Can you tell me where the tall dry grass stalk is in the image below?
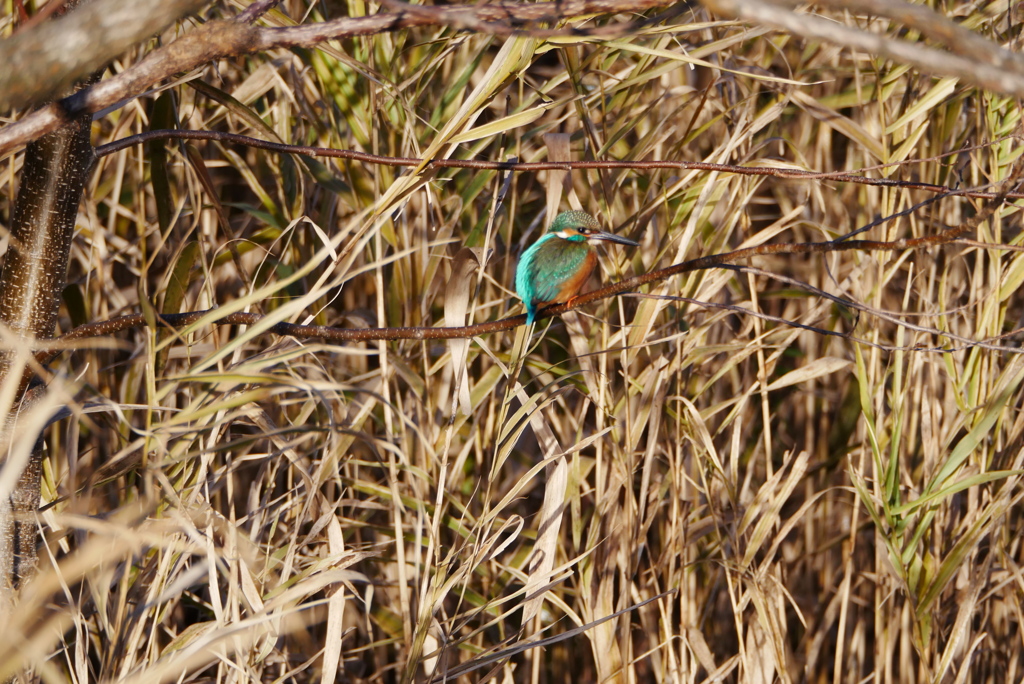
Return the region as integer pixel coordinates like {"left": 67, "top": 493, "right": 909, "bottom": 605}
{"left": 1, "top": 1, "right": 1023, "bottom": 682}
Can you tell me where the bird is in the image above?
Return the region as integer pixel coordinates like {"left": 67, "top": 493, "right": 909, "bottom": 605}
{"left": 515, "top": 210, "right": 639, "bottom": 325}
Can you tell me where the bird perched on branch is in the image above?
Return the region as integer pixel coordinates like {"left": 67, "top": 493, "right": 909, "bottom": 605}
{"left": 515, "top": 210, "right": 639, "bottom": 325}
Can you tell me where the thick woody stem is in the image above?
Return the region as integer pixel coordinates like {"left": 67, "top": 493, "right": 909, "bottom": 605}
{"left": 0, "top": 109, "right": 93, "bottom": 606}
{"left": 0, "top": 117, "right": 93, "bottom": 340}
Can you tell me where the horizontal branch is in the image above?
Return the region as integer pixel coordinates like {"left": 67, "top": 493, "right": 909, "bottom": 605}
{"left": 36, "top": 184, "right": 1012, "bottom": 363}
{"left": 93, "top": 129, "right": 1024, "bottom": 201}
{"left": 0, "top": 0, "right": 667, "bottom": 158}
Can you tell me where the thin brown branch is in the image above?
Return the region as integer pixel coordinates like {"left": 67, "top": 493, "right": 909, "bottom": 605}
{"left": 724, "top": 265, "right": 1019, "bottom": 354}
{"left": 11, "top": 0, "right": 69, "bottom": 35}
{"left": 236, "top": 0, "right": 281, "bottom": 24}
{"left": 92, "top": 129, "right": 1024, "bottom": 201}
{"left": 37, "top": 181, "right": 1017, "bottom": 357}
{"left": 255, "top": 0, "right": 670, "bottom": 47}
{"left": 427, "top": 591, "right": 674, "bottom": 682}
{"left": 0, "top": 0, "right": 668, "bottom": 158}
{"left": 375, "top": 0, "right": 675, "bottom": 38}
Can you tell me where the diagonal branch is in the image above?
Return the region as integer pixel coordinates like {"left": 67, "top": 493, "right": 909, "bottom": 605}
{"left": 701, "top": 0, "right": 1024, "bottom": 97}
{"left": 809, "top": 0, "right": 1024, "bottom": 74}
{"left": 0, "top": 0, "right": 209, "bottom": 113}
{"left": 0, "top": 0, "right": 668, "bottom": 158}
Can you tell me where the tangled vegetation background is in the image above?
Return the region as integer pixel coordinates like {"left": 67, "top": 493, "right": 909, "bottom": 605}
{"left": 1, "top": 0, "right": 1024, "bottom": 682}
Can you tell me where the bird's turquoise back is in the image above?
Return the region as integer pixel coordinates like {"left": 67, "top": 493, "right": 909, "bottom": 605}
{"left": 516, "top": 233, "right": 594, "bottom": 324}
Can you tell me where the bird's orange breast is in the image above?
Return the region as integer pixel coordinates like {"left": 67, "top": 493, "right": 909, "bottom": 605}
{"left": 535, "top": 249, "right": 597, "bottom": 308}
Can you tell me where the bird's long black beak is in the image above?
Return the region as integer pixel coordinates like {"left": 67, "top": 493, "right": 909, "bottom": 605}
{"left": 587, "top": 231, "right": 640, "bottom": 247}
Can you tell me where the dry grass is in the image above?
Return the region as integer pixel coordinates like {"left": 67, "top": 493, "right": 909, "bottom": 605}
{"left": 2, "top": 1, "right": 1024, "bottom": 682}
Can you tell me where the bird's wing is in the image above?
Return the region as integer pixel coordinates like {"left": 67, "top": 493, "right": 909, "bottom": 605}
{"left": 529, "top": 241, "right": 594, "bottom": 304}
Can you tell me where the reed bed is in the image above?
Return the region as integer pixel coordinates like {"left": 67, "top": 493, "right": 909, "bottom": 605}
{"left": 1, "top": 1, "right": 1023, "bottom": 682}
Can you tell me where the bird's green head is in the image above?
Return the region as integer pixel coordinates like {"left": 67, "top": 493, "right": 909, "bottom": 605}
{"left": 548, "top": 210, "right": 602, "bottom": 242}
{"left": 547, "top": 210, "right": 639, "bottom": 247}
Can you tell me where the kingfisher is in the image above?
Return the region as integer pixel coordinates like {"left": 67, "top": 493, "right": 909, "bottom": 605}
{"left": 515, "top": 210, "right": 639, "bottom": 325}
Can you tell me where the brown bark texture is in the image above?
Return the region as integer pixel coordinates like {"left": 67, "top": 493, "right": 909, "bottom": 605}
{"left": 0, "top": 0, "right": 209, "bottom": 113}
{"left": 0, "top": 109, "right": 94, "bottom": 602}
